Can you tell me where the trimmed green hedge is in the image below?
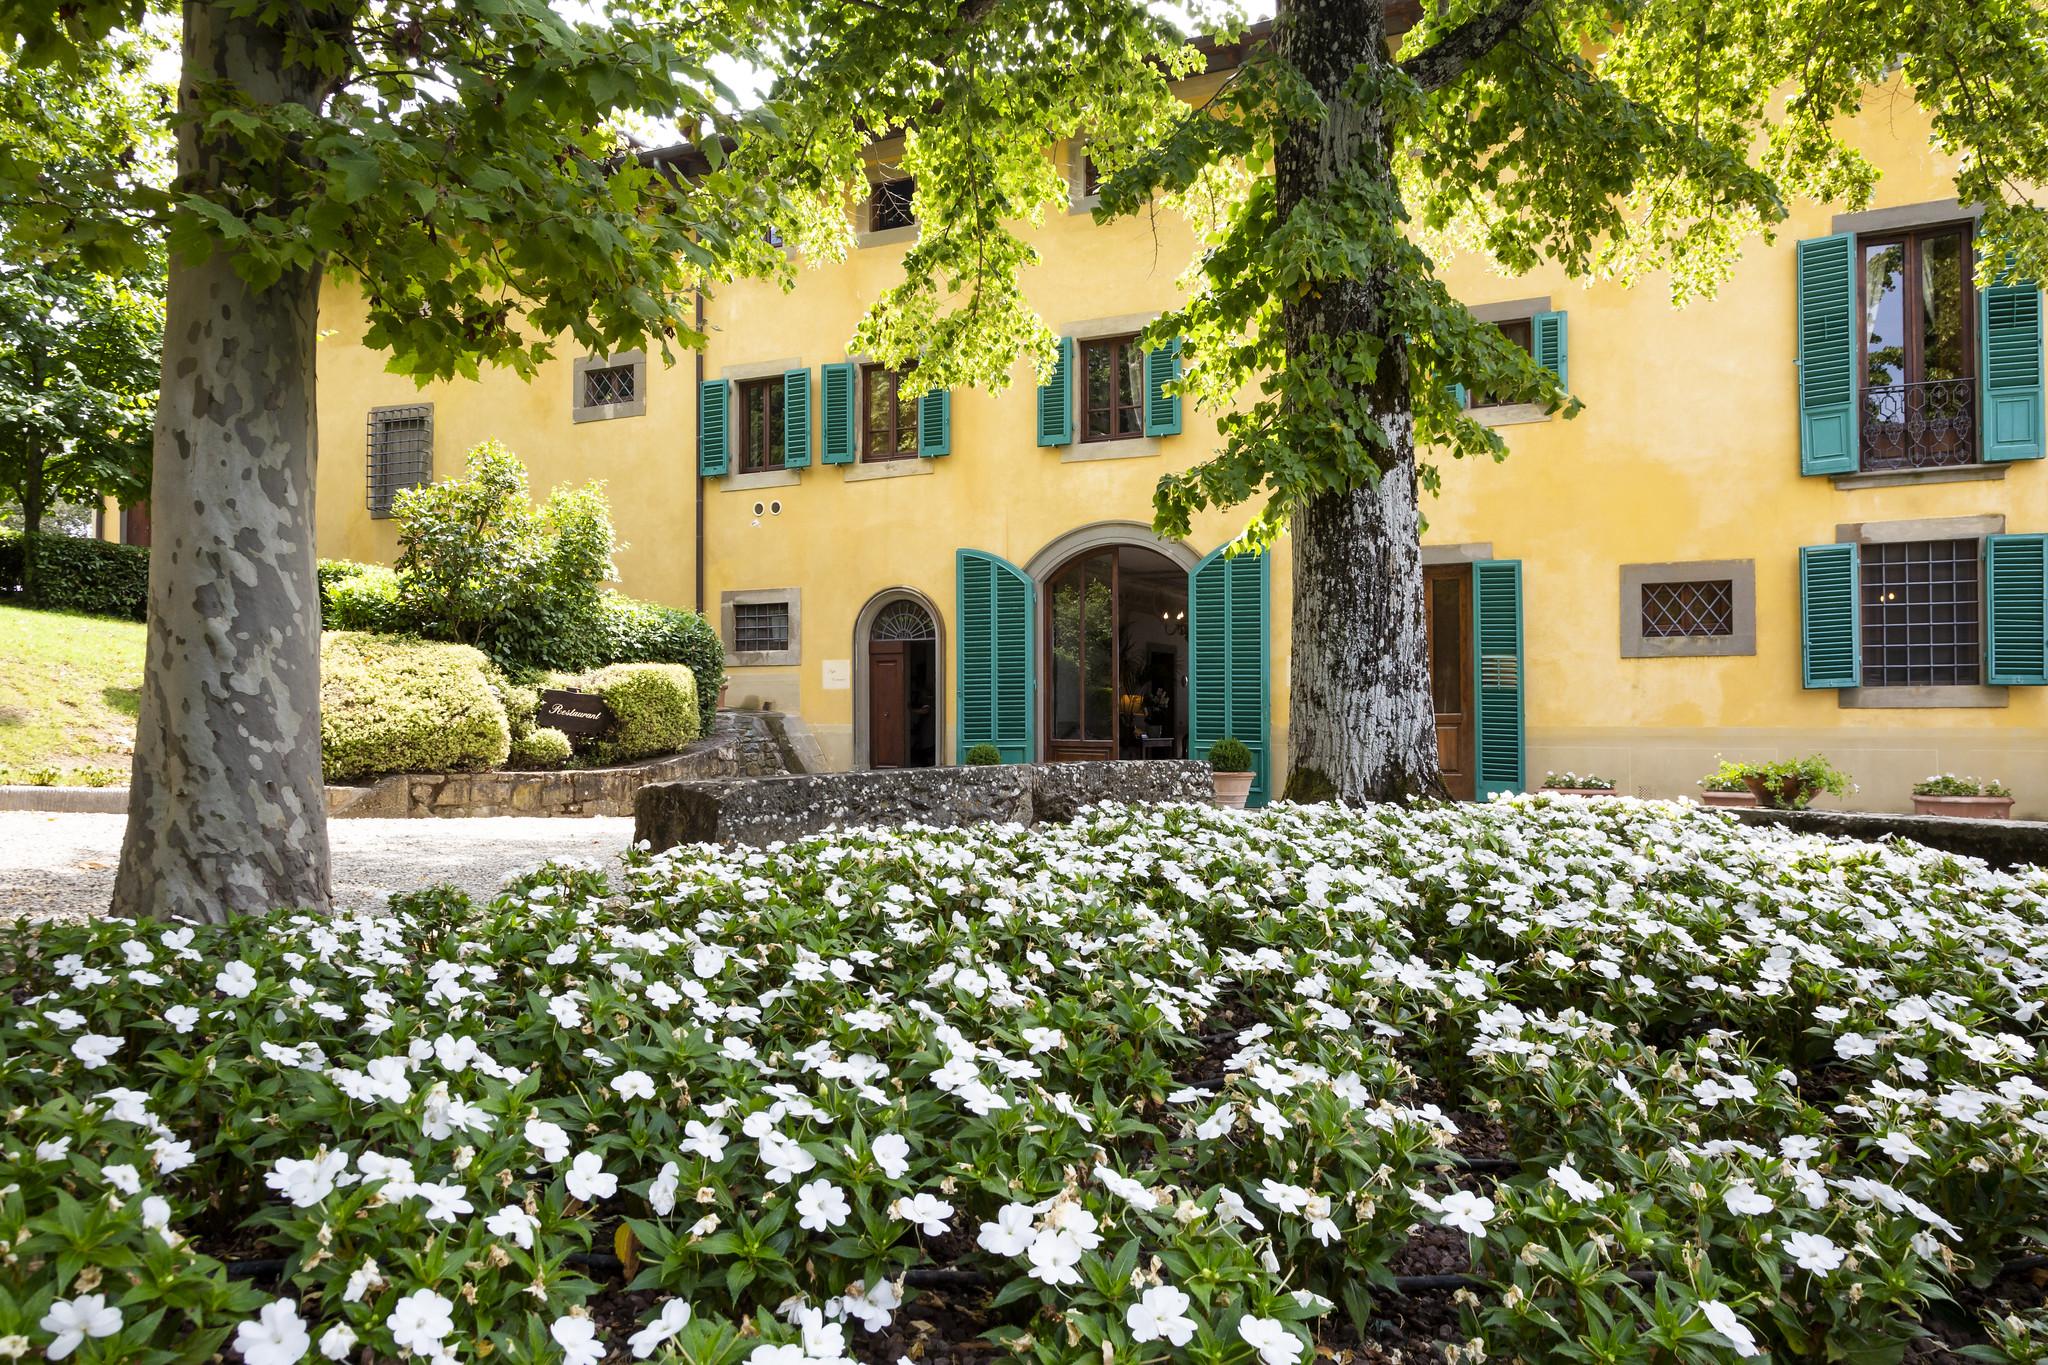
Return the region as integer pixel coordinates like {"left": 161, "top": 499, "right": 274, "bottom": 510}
{"left": 0, "top": 533, "right": 150, "bottom": 619}
{"left": 555, "top": 662, "right": 700, "bottom": 765}
{"left": 507, "top": 727, "right": 573, "bottom": 769}
{"left": 320, "top": 632, "right": 510, "bottom": 782}
{"left": 318, "top": 560, "right": 412, "bottom": 634}
{"left": 599, "top": 595, "right": 723, "bottom": 731}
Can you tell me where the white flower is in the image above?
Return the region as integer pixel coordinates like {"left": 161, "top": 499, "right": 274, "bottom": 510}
{"left": 418, "top": 1181, "right": 473, "bottom": 1223}
{"left": 1700, "top": 1300, "right": 1763, "bottom": 1356}
{"left": 566, "top": 1151, "right": 617, "bottom": 1203}
{"left": 101, "top": 1163, "right": 141, "bottom": 1196}
{"left": 234, "top": 1299, "right": 310, "bottom": 1365}
{"left": 1878, "top": 1131, "right": 1928, "bottom": 1163}
{"left": 1026, "top": 1227, "right": 1084, "bottom": 1285}
{"left": 892, "top": 1193, "right": 953, "bottom": 1236}
{"left": 526, "top": 1119, "right": 572, "bottom": 1163}
{"left": 612, "top": 1070, "right": 655, "bottom": 1101}
{"left": 1723, "top": 1183, "right": 1774, "bottom": 1217}
{"left": 551, "top": 1314, "right": 603, "bottom": 1365}
{"left": 1126, "top": 1286, "right": 1197, "bottom": 1346}
{"left": 1258, "top": 1179, "right": 1310, "bottom": 1213}
{"left": 216, "top": 960, "right": 258, "bottom": 998}
{"left": 70, "top": 1034, "right": 122, "bottom": 1070}
{"left": 343, "top": 1258, "right": 382, "bottom": 1304}
{"left": 1780, "top": 1135, "right": 1823, "bottom": 1162}
{"left": 796, "top": 1178, "right": 851, "bottom": 1232}
{"left": 1833, "top": 1032, "right": 1878, "bottom": 1059}
{"left": 1782, "top": 1230, "right": 1845, "bottom": 1274}
{"left": 977, "top": 1203, "right": 1037, "bottom": 1256}
{"left": 1238, "top": 1316, "right": 1303, "bottom": 1365}
{"left": 871, "top": 1133, "right": 911, "bottom": 1180}
{"left": 164, "top": 1005, "right": 199, "bottom": 1034}
{"left": 1549, "top": 1163, "right": 1604, "bottom": 1203}
{"left": 265, "top": 1152, "right": 350, "bottom": 1209}
{"left": 760, "top": 1130, "right": 817, "bottom": 1184}
{"left": 1434, "top": 1190, "right": 1495, "bottom": 1236}
{"left": 317, "top": 1324, "right": 356, "bottom": 1361}
{"left": 683, "top": 1120, "right": 729, "bottom": 1162}
{"left": 387, "top": 1290, "right": 455, "bottom": 1354}
{"left": 487, "top": 1204, "right": 538, "bottom": 1250}
{"left": 39, "top": 1295, "right": 122, "bottom": 1359}
{"left": 629, "top": 1300, "right": 693, "bottom": 1359}
{"left": 649, "top": 1161, "right": 680, "bottom": 1216}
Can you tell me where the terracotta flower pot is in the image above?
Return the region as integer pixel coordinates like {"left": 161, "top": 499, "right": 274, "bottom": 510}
{"left": 1699, "top": 789, "right": 1760, "bottom": 808}
{"left": 1212, "top": 770, "right": 1254, "bottom": 810}
{"left": 1742, "top": 775, "right": 1813, "bottom": 810}
{"left": 1912, "top": 793, "right": 2016, "bottom": 820}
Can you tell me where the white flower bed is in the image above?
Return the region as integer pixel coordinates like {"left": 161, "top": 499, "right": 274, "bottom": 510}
{"left": 4, "top": 797, "right": 2047, "bottom": 1364}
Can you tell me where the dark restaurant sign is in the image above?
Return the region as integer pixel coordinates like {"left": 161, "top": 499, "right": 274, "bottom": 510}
{"left": 537, "top": 689, "right": 614, "bottom": 736}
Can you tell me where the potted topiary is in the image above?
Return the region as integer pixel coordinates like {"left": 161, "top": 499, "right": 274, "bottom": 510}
{"left": 1542, "top": 771, "right": 1617, "bottom": 797}
{"left": 1697, "top": 760, "right": 1759, "bottom": 808}
{"left": 964, "top": 742, "right": 1004, "bottom": 766}
{"left": 1911, "top": 774, "right": 2015, "bottom": 820}
{"left": 1206, "top": 737, "right": 1255, "bottom": 809}
{"left": 1736, "top": 754, "right": 1853, "bottom": 810}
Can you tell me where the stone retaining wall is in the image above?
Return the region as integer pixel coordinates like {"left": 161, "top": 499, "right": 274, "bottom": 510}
{"left": 637, "top": 759, "right": 1213, "bottom": 849}
{"left": 1732, "top": 806, "right": 2048, "bottom": 871}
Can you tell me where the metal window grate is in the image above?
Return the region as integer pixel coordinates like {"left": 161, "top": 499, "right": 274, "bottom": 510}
{"left": 1860, "top": 538, "right": 1981, "bottom": 687}
{"left": 870, "top": 177, "right": 915, "bottom": 232}
{"left": 872, "top": 601, "right": 936, "bottom": 642}
{"left": 733, "top": 601, "right": 791, "bottom": 654}
{"left": 366, "top": 405, "right": 432, "bottom": 518}
{"left": 1641, "top": 579, "right": 1735, "bottom": 638}
{"left": 583, "top": 364, "right": 636, "bottom": 408}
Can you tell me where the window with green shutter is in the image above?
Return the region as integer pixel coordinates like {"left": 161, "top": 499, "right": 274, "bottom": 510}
{"left": 1798, "top": 543, "right": 1860, "bottom": 688}
{"left": 918, "top": 389, "right": 951, "bottom": 457}
{"left": 1037, "top": 337, "right": 1075, "bottom": 447}
{"left": 956, "top": 550, "right": 1036, "bottom": 763}
{"left": 1531, "top": 312, "right": 1567, "bottom": 390}
{"left": 820, "top": 362, "right": 856, "bottom": 464}
{"left": 782, "top": 368, "right": 811, "bottom": 468}
{"left": 697, "top": 379, "right": 729, "bottom": 478}
{"left": 1144, "top": 339, "right": 1183, "bottom": 437}
{"left": 1982, "top": 283, "right": 2045, "bottom": 462}
{"left": 1472, "top": 559, "right": 1524, "bottom": 798}
{"left": 1987, "top": 533, "right": 2048, "bottom": 685}
{"left": 1189, "top": 546, "right": 1270, "bottom": 806}
{"left": 1796, "top": 234, "right": 1859, "bottom": 475}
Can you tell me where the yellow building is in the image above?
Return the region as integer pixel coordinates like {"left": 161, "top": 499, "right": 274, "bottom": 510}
{"left": 303, "top": 55, "right": 2048, "bottom": 818}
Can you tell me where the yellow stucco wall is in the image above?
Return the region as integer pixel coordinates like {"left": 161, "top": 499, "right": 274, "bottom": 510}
{"left": 310, "top": 85, "right": 2048, "bottom": 816}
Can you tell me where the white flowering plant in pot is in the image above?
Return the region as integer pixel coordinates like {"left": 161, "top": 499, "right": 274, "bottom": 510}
{"left": 2, "top": 799, "right": 2047, "bottom": 1365}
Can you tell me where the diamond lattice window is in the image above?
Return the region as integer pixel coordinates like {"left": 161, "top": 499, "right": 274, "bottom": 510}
{"left": 1640, "top": 579, "right": 1736, "bottom": 639}
{"left": 583, "top": 364, "right": 637, "bottom": 408}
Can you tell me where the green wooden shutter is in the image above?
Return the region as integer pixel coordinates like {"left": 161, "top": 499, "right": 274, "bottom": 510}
{"left": 1450, "top": 382, "right": 1468, "bottom": 409}
{"left": 1037, "top": 337, "right": 1075, "bottom": 447}
{"left": 956, "top": 550, "right": 1036, "bottom": 763}
{"left": 1531, "top": 311, "right": 1568, "bottom": 390}
{"left": 1144, "top": 338, "right": 1183, "bottom": 437}
{"left": 1796, "top": 234, "right": 1859, "bottom": 475}
{"left": 1472, "top": 560, "right": 1524, "bottom": 799}
{"left": 1189, "top": 546, "right": 1271, "bottom": 806}
{"left": 1982, "top": 283, "right": 2045, "bottom": 462}
{"left": 1987, "top": 533, "right": 2048, "bottom": 685}
{"left": 918, "top": 388, "right": 951, "bottom": 457}
{"left": 1799, "top": 543, "right": 1861, "bottom": 689}
{"left": 820, "top": 362, "right": 856, "bottom": 464}
{"left": 782, "top": 368, "right": 811, "bottom": 468}
{"left": 697, "top": 379, "right": 729, "bottom": 477}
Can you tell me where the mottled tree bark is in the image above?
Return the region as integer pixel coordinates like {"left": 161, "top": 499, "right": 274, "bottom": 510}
{"left": 111, "top": 4, "right": 331, "bottom": 920}
{"left": 1276, "top": 0, "right": 1445, "bottom": 805}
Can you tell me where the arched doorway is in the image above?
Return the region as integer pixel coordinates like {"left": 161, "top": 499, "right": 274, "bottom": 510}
{"left": 1043, "top": 544, "right": 1189, "bottom": 763}
{"left": 856, "top": 593, "right": 940, "bottom": 769}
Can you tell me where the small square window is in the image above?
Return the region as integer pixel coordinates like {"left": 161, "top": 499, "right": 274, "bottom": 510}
{"left": 861, "top": 363, "right": 918, "bottom": 461}
{"left": 869, "top": 177, "right": 915, "bottom": 233}
{"left": 573, "top": 351, "right": 646, "bottom": 423}
{"left": 366, "top": 404, "right": 432, "bottom": 519}
{"left": 733, "top": 601, "right": 790, "bottom": 653}
{"left": 1467, "top": 318, "right": 1533, "bottom": 409}
{"left": 1619, "top": 560, "right": 1755, "bottom": 659}
{"left": 735, "top": 377, "right": 786, "bottom": 474}
{"left": 1860, "top": 539, "right": 1982, "bottom": 687}
{"left": 583, "top": 364, "right": 636, "bottom": 409}
{"left": 1640, "top": 579, "right": 1735, "bottom": 639}
{"left": 1078, "top": 335, "right": 1144, "bottom": 442}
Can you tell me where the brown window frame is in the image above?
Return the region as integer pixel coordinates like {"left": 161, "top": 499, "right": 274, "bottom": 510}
{"left": 734, "top": 377, "right": 786, "bottom": 475}
{"left": 869, "top": 177, "right": 916, "bottom": 233}
{"left": 1855, "top": 221, "right": 1977, "bottom": 471}
{"left": 1467, "top": 317, "right": 1534, "bottom": 410}
{"left": 1078, "top": 334, "right": 1146, "bottom": 443}
{"left": 861, "top": 363, "right": 918, "bottom": 462}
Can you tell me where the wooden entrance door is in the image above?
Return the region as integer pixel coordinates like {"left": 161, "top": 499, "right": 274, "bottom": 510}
{"left": 1424, "top": 565, "right": 1476, "bottom": 800}
{"left": 1044, "top": 550, "right": 1119, "bottom": 763}
{"left": 869, "top": 641, "right": 910, "bottom": 768}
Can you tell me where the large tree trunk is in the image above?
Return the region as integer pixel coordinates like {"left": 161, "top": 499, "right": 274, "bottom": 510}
{"left": 20, "top": 448, "right": 43, "bottom": 607}
{"left": 111, "top": 3, "right": 331, "bottom": 921}
{"left": 1275, "top": 0, "right": 1444, "bottom": 805}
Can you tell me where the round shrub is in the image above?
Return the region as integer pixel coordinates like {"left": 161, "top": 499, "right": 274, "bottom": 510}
{"left": 1206, "top": 736, "right": 1254, "bottom": 772}
{"left": 964, "top": 742, "right": 1004, "bottom": 765}
{"left": 507, "top": 727, "right": 573, "bottom": 769}
{"left": 570, "top": 662, "right": 700, "bottom": 764}
{"left": 320, "top": 632, "right": 511, "bottom": 781}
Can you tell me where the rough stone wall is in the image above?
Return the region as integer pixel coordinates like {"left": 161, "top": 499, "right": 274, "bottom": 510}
{"left": 636, "top": 759, "right": 1213, "bottom": 850}
{"left": 1731, "top": 807, "right": 2048, "bottom": 871}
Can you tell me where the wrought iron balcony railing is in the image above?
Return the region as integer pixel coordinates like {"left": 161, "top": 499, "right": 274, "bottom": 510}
{"left": 1859, "top": 378, "right": 1976, "bottom": 471}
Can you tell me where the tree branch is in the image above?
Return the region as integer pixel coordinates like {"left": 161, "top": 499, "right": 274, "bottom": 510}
{"left": 1398, "top": 0, "right": 1546, "bottom": 93}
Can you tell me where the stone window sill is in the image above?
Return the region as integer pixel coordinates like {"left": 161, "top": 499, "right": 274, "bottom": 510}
{"left": 1830, "top": 463, "right": 2008, "bottom": 490}
{"left": 722, "top": 468, "right": 800, "bottom": 492}
{"left": 1470, "top": 403, "right": 1550, "bottom": 428}
{"left": 855, "top": 224, "right": 917, "bottom": 249}
{"left": 1838, "top": 684, "right": 2008, "bottom": 709}
{"left": 843, "top": 458, "right": 932, "bottom": 482}
{"left": 1061, "top": 436, "right": 1161, "bottom": 463}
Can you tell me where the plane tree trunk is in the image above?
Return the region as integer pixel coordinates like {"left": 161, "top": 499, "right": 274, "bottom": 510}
{"left": 110, "top": 2, "right": 332, "bottom": 921}
{"left": 1275, "top": 0, "right": 1445, "bottom": 805}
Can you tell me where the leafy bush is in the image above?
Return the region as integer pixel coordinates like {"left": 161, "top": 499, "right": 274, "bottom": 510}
{"left": 319, "top": 631, "right": 510, "bottom": 781}
{"left": 1715, "top": 754, "right": 1854, "bottom": 809}
{"left": 964, "top": 741, "right": 1004, "bottom": 765}
{"left": 507, "top": 727, "right": 573, "bottom": 769}
{"left": 1914, "top": 773, "right": 2013, "bottom": 798}
{"left": 557, "top": 662, "right": 700, "bottom": 765}
{"left": 318, "top": 560, "right": 411, "bottom": 634}
{"left": 0, "top": 532, "right": 149, "bottom": 618}
{"left": 1206, "top": 736, "right": 1254, "bottom": 772}
{"left": 599, "top": 594, "right": 724, "bottom": 729}
{"left": 2, "top": 801, "right": 2046, "bottom": 1363}
{"left": 1698, "top": 758, "right": 1750, "bottom": 792}
{"left": 1541, "top": 770, "right": 1615, "bottom": 791}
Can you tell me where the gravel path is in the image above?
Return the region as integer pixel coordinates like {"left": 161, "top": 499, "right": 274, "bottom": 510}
{"left": 0, "top": 813, "right": 637, "bottom": 923}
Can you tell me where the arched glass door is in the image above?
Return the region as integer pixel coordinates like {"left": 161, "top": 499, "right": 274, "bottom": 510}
{"left": 868, "top": 600, "right": 938, "bottom": 768}
{"left": 1044, "top": 545, "right": 1188, "bottom": 762}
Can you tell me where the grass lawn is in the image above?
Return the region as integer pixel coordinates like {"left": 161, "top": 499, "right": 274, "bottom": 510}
{"left": 0, "top": 602, "right": 143, "bottom": 781}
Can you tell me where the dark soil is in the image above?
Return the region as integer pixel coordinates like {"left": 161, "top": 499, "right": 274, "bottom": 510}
{"left": 1387, "top": 1224, "right": 1472, "bottom": 1277}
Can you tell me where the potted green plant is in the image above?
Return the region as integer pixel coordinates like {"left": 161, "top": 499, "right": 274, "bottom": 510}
{"left": 964, "top": 742, "right": 1004, "bottom": 766}
{"left": 1734, "top": 754, "right": 1853, "bottom": 810}
{"left": 1541, "top": 771, "right": 1617, "bottom": 797}
{"left": 1697, "top": 759, "right": 1759, "bottom": 808}
{"left": 1206, "top": 737, "right": 1255, "bottom": 809}
{"left": 1911, "top": 774, "right": 2015, "bottom": 820}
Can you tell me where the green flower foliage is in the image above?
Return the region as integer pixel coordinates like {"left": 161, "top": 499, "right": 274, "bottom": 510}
{"left": 319, "top": 631, "right": 510, "bottom": 782}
